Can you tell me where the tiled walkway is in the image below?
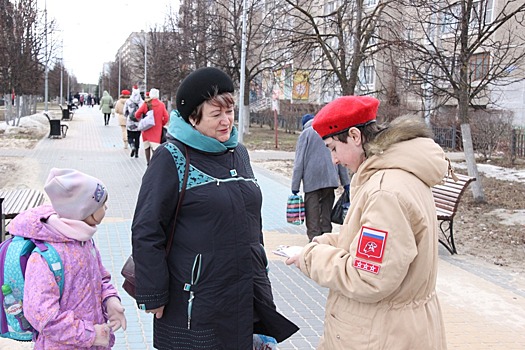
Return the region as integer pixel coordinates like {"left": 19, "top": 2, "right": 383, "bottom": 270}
{"left": 1, "top": 106, "right": 524, "bottom": 349}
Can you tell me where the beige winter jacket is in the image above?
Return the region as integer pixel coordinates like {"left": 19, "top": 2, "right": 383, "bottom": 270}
{"left": 299, "top": 116, "right": 449, "bottom": 349}
{"left": 115, "top": 95, "right": 129, "bottom": 126}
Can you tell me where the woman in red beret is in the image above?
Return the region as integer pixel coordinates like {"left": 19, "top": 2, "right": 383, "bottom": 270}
{"left": 286, "top": 95, "right": 449, "bottom": 349}
{"left": 114, "top": 89, "right": 131, "bottom": 149}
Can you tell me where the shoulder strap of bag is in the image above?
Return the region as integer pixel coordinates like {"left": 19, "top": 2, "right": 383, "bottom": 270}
{"left": 165, "top": 143, "right": 189, "bottom": 254}
{"left": 32, "top": 241, "right": 64, "bottom": 296}
{"left": 235, "top": 144, "right": 254, "bottom": 178}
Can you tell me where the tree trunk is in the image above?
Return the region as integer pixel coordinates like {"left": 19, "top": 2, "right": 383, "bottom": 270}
{"left": 241, "top": 104, "right": 250, "bottom": 136}
{"left": 460, "top": 123, "right": 485, "bottom": 202}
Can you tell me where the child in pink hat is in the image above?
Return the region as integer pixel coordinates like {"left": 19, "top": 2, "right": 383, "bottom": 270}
{"left": 7, "top": 168, "right": 126, "bottom": 349}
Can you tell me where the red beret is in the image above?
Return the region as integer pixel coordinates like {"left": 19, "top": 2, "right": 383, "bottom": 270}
{"left": 121, "top": 90, "right": 130, "bottom": 96}
{"left": 313, "top": 96, "right": 380, "bottom": 139}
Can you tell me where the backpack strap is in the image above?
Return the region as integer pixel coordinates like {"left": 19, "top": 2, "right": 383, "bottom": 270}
{"left": 32, "top": 242, "right": 64, "bottom": 297}
{"left": 163, "top": 141, "right": 190, "bottom": 255}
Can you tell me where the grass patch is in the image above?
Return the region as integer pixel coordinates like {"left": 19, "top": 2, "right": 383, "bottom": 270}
{"left": 242, "top": 124, "right": 299, "bottom": 152}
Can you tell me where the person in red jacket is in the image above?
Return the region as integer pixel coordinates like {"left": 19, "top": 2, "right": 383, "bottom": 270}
{"left": 135, "top": 88, "right": 169, "bottom": 165}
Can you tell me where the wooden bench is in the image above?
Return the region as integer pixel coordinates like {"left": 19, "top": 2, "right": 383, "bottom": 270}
{"left": 0, "top": 189, "right": 45, "bottom": 241}
{"left": 59, "top": 104, "right": 74, "bottom": 121}
{"left": 44, "top": 112, "right": 69, "bottom": 138}
{"left": 432, "top": 173, "right": 476, "bottom": 254}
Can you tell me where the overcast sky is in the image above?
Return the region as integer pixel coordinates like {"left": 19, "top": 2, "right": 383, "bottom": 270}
{"left": 41, "top": 0, "right": 178, "bottom": 84}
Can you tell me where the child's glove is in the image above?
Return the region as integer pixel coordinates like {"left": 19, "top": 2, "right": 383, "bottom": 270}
{"left": 105, "top": 297, "right": 127, "bottom": 332}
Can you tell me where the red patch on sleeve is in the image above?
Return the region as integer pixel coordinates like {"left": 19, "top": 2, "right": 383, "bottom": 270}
{"left": 356, "top": 226, "right": 388, "bottom": 263}
{"left": 353, "top": 258, "right": 381, "bottom": 274}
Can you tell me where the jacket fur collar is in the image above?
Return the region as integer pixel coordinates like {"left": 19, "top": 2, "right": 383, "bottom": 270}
{"left": 366, "top": 115, "right": 432, "bottom": 157}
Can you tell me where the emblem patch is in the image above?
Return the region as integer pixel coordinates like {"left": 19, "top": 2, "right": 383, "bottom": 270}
{"left": 353, "top": 258, "right": 380, "bottom": 275}
{"left": 94, "top": 183, "right": 106, "bottom": 203}
{"left": 356, "top": 226, "right": 388, "bottom": 263}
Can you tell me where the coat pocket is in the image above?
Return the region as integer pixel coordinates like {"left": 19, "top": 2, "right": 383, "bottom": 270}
{"left": 323, "top": 296, "right": 380, "bottom": 350}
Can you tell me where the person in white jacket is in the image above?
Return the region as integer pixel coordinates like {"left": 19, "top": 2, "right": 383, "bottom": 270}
{"left": 123, "top": 86, "right": 143, "bottom": 158}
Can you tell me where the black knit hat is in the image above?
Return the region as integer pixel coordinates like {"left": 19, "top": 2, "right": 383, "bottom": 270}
{"left": 176, "top": 67, "right": 235, "bottom": 121}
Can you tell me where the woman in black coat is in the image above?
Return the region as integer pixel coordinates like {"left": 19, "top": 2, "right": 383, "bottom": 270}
{"left": 131, "top": 67, "right": 298, "bottom": 349}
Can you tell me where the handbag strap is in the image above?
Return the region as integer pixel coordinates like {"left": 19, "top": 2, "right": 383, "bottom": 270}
{"left": 165, "top": 144, "right": 190, "bottom": 254}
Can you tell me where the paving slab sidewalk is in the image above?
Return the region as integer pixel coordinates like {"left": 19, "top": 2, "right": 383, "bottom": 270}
{"left": 0, "top": 107, "right": 523, "bottom": 349}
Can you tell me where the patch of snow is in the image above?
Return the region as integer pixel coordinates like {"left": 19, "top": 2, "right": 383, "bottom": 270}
{"left": 489, "top": 209, "right": 525, "bottom": 226}
{"left": 453, "top": 162, "right": 525, "bottom": 183}
{"left": 1, "top": 113, "right": 50, "bottom": 134}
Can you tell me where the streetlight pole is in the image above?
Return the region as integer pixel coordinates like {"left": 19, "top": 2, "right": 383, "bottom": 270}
{"left": 59, "top": 36, "right": 63, "bottom": 105}
{"left": 144, "top": 31, "right": 147, "bottom": 93}
{"left": 118, "top": 49, "right": 121, "bottom": 94}
{"left": 238, "top": 0, "right": 248, "bottom": 143}
{"left": 44, "top": 0, "right": 49, "bottom": 112}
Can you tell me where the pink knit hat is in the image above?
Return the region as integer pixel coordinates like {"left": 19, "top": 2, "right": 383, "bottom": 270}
{"left": 44, "top": 168, "right": 108, "bottom": 221}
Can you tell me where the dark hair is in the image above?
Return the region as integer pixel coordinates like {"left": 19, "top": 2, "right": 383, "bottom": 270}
{"left": 189, "top": 88, "right": 235, "bottom": 124}
{"left": 333, "top": 121, "right": 385, "bottom": 145}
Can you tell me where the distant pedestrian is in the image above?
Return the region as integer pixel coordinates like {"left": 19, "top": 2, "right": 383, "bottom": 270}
{"left": 286, "top": 96, "right": 449, "bottom": 349}
{"left": 115, "top": 90, "right": 130, "bottom": 149}
{"left": 291, "top": 113, "right": 350, "bottom": 242}
{"left": 99, "top": 91, "right": 114, "bottom": 126}
{"left": 134, "top": 88, "right": 168, "bottom": 165}
{"left": 123, "top": 86, "right": 143, "bottom": 158}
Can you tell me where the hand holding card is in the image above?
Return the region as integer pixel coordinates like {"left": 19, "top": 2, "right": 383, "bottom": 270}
{"left": 272, "top": 245, "right": 303, "bottom": 258}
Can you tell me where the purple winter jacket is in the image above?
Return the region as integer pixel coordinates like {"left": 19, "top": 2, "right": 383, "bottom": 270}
{"left": 7, "top": 205, "right": 118, "bottom": 349}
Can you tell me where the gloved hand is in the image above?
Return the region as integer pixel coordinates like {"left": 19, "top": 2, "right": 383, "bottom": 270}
{"left": 105, "top": 297, "right": 127, "bottom": 332}
{"left": 292, "top": 191, "right": 299, "bottom": 195}
{"left": 93, "top": 324, "right": 110, "bottom": 347}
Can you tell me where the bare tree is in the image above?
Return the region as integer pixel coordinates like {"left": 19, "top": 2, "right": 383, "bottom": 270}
{"left": 202, "top": 0, "right": 293, "bottom": 134}
{"left": 470, "top": 109, "right": 514, "bottom": 161}
{"left": 388, "top": 0, "right": 525, "bottom": 202}
{"left": 278, "top": 0, "right": 397, "bottom": 98}
{"left": 0, "top": 0, "right": 48, "bottom": 96}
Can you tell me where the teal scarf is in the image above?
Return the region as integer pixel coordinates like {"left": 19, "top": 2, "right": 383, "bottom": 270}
{"left": 168, "top": 110, "right": 238, "bottom": 153}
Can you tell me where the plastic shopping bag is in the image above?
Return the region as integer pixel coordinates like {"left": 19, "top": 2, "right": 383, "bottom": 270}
{"left": 286, "top": 194, "right": 305, "bottom": 225}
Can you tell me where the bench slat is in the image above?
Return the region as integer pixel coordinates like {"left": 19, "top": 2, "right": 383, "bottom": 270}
{"left": 431, "top": 173, "right": 476, "bottom": 254}
{"left": 0, "top": 189, "right": 45, "bottom": 219}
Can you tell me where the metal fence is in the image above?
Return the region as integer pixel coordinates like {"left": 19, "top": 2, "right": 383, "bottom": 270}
{"left": 511, "top": 128, "right": 525, "bottom": 161}
{"left": 431, "top": 125, "right": 457, "bottom": 150}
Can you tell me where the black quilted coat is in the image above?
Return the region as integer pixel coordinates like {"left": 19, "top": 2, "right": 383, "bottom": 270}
{"left": 132, "top": 140, "right": 298, "bottom": 350}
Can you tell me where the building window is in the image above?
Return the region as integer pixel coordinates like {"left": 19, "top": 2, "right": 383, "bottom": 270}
{"left": 441, "top": 3, "right": 460, "bottom": 35}
{"left": 325, "top": 1, "right": 336, "bottom": 15}
{"left": 405, "top": 27, "right": 413, "bottom": 41}
{"left": 363, "top": 0, "right": 378, "bottom": 7}
{"left": 469, "top": 52, "right": 490, "bottom": 81}
{"left": 360, "top": 64, "right": 375, "bottom": 86}
{"left": 471, "top": 0, "right": 494, "bottom": 28}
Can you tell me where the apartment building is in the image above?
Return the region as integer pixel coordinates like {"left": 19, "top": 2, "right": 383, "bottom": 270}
{"left": 113, "top": 0, "right": 524, "bottom": 126}
{"left": 115, "top": 31, "right": 148, "bottom": 93}
{"left": 257, "top": 0, "right": 525, "bottom": 125}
